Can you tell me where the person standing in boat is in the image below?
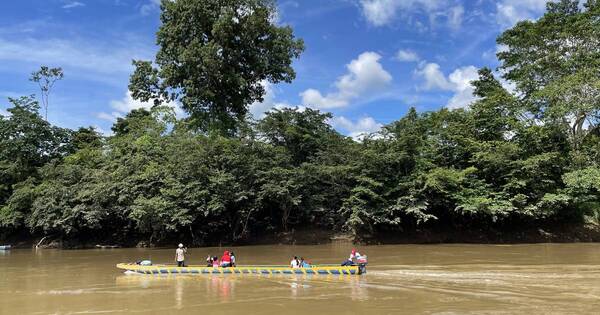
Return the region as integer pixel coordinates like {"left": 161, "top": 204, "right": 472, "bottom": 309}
{"left": 175, "top": 243, "right": 187, "bottom": 267}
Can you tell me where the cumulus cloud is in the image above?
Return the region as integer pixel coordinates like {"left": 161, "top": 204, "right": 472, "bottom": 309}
{"left": 416, "top": 63, "right": 454, "bottom": 90}
{"left": 446, "top": 66, "right": 479, "bottom": 109}
{"left": 359, "top": 0, "right": 464, "bottom": 29}
{"left": 300, "top": 52, "right": 392, "bottom": 109}
{"left": 330, "top": 116, "right": 383, "bottom": 140}
{"left": 416, "top": 62, "right": 479, "bottom": 109}
{"left": 496, "top": 0, "right": 549, "bottom": 26}
{"left": 97, "top": 91, "right": 183, "bottom": 122}
{"left": 62, "top": 1, "right": 85, "bottom": 9}
{"left": 395, "top": 49, "right": 420, "bottom": 62}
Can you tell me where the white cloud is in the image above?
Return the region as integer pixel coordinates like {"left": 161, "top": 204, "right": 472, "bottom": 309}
{"left": 330, "top": 116, "right": 383, "bottom": 140}
{"left": 448, "top": 5, "right": 464, "bottom": 30}
{"left": 141, "top": 0, "right": 161, "bottom": 15}
{"left": 446, "top": 66, "right": 479, "bottom": 109}
{"left": 359, "top": 0, "right": 463, "bottom": 29}
{"left": 496, "top": 0, "right": 549, "bottom": 26}
{"left": 300, "top": 52, "right": 392, "bottom": 109}
{"left": 249, "top": 81, "right": 295, "bottom": 118}
{"left": 62, "top": 1, "right": 85, "bottom": 9}
{"left": 395, "top": 49, "right": 420, "bottom": 62}
{"left": 0, "top": 36, "right": 153, "bottom": 85}
{"left": 416, "top": 62, "right": 479, "bottom": 109}
{"left": 98, "top": 91, "right": 183, "bottom": 122}
{"left": 416, "top": 63, "right": 453, "bottom": 90}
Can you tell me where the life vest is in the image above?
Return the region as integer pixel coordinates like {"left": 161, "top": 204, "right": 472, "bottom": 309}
{"left": 221, "top": 251, "right": 231, "bottom": 263}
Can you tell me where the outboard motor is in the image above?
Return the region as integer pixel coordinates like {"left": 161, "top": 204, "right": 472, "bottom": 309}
{"left": 357, "top": 255, "right": 368, "bottom": 274}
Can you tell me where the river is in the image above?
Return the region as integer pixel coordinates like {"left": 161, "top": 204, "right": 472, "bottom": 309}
{"left": 1, "top": 243, "right": 600, "bottom": 314}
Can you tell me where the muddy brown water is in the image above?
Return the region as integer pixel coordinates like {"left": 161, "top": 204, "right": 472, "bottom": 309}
{"left": 2, "top": 243, "right": 600, "bottom": 314}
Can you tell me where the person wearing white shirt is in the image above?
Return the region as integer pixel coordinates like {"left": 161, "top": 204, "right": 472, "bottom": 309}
{"left": 290, "top": 256, "right": 300, "bottom": 268}
{"left": 175, "top": 243, "right": 187, "bottom": 267}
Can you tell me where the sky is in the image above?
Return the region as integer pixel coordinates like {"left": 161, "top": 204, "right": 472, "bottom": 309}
{"left": 0, "top": 0, "right": 553, "bottom": 138}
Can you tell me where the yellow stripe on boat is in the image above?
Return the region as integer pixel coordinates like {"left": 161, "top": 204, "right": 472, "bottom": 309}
{"left": 116, "top": 263, "right": 363, "bottom": 275}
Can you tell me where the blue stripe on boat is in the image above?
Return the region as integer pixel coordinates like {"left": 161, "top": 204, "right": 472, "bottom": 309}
{"left": 170, "top": 269, "right": 179, "bottom": 273}
{"left": 223, "top": 269, "right": 232, "bottom": 274}
{"left": 318, "top": 270, "right": 328, "bottom": 274}
{"left": 349, "top": 270, "right": 356, "bottom": 274}
{"left": 191, "top": 269, "right": 199, "bottom": 274}
{"left": 294, "top": 270, "right": 304, "bottom": 274}
{"left": 180, "top": 269, "right": 188, "bottom": 274}
{"left": 242, "top": 270, "right": 249, "bottom": 274}
{"left": 305, "top": 269, "right": 315, "bottom": 274}
{"left": 160, "top": 269, "right": 168, "bottom": 274}
{"left": 261, "top": 270, "right": 270, "bottom": 274}
{"left": 330, "top": 270, "right": 340, "bottom": 275}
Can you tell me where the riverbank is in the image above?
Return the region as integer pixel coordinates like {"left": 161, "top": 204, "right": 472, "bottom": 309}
{"left": 4, "top": 223, "right": 600, "bottom": 249}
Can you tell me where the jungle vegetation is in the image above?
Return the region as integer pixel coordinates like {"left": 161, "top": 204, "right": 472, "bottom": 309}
{"left": 1, "top": 0, "right": 599, "bottom": 245}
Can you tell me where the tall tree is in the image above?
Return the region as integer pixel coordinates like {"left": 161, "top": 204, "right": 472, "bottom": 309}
{"left": 129, "top": 0, "right": 304, "bottom": 134}
{"left": 29, "top": 66, "right": 64, "bottom": 120}
{"left": 497, "top": 0, "right": 600, "bottom": 150}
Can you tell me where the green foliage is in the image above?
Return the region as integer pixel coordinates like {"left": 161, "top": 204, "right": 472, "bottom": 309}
{"left": 129, "top": 0, "right": 304, "bottom": 134}
{"left": 2, "top": 2, "right": 600, "bottom": 244}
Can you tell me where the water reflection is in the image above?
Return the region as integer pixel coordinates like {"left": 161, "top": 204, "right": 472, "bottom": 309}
{"left": 114, "top": 272, "right": 369, "bottom": 303}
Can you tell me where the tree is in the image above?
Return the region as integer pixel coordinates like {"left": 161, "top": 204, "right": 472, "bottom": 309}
{"left": 29, "top": 66, "right": 64, "bottom": 120}
{"left": 497, "top": 0, "right": 600, "bottom": 150}
{"left": 129, "top": 0, "right": 304, "bottom": 134}
{"left": 0, "top": 96, "right": 70, "bottom": 204}
{"left": 257, "top": 108, "right": 338, "bottom": 165}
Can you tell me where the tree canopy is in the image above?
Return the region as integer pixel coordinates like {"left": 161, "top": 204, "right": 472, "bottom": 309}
{"left": 129, "top": 0, "right": 304, "bottom": 134}
{"left": 1, "top": 1, "right": 600, "bottom": 245}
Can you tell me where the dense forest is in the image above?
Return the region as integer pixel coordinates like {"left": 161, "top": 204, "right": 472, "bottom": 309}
{"left": 1, "top": 0, "right": 600, "bottom": 247}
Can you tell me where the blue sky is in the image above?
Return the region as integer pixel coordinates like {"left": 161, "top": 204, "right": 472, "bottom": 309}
{"left": 0, "top": 0, "right": 552, "bottom": 137}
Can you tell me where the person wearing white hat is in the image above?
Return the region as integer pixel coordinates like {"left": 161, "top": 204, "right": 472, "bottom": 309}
{"left": 175, "top": 243, "right": 187, "bottom": 267}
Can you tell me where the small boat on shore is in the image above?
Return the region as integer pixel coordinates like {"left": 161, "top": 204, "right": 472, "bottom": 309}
{"left": 116, "top": 263, "right": 365, "bottom": 275}
{"left": 0, "top": 245, "right": 11, "bottom": 250}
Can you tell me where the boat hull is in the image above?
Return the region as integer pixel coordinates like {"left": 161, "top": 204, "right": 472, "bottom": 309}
{"left": 0, "top": 245, "right": 11, "bottom": 250}
{"left": 116, "top": 263, "right": 363, "bottom": 275}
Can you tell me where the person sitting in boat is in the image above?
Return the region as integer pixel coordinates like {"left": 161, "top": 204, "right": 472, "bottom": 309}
{"left": 341, "top": 248, "right": 361, "bottom": 266}
{"left": 212, "top": 256, "right": 220, "bottom": 268}
{"left": 230, "top": 251, "right": 236, "bottom": 267}
{"left": 206, "top": 255, "right": 213, "bottom": 267}
{"left": 220, "top": 250, "right": 232, "bottom": 267}
{"left": 300, "top": 257, "right": 310, "bottom": 268}
{"left": 175, "top": 243, "right": 187, "bottom": 267}
{"left": 290, "top": 256, "right": 300, "bottom": 268}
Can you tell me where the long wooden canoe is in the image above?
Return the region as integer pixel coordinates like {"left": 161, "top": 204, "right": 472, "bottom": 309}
{"left": 116, "top": 263, "right": 364, "bottom": 275}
